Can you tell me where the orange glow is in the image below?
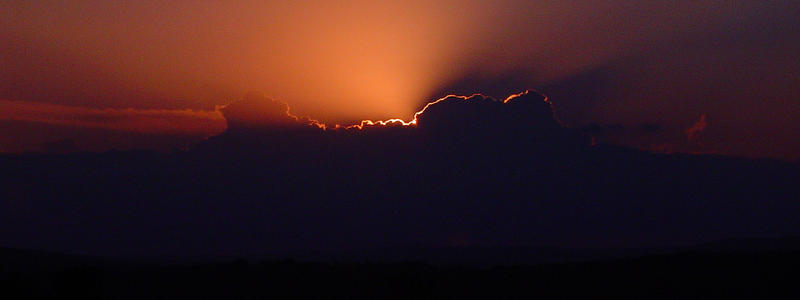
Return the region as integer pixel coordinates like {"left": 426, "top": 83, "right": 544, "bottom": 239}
{"left": 340, "top": 94, "right": 486, "bottom": 130}
{"left": 5, "top": 2, "right": 799, "bottom": 159}
{"left": 295, "top": 90, "right": 538, "bottom": 130}
{"left": 1, "top": 1, "right": 497, "bottom": 122}
{"left": 3, "top": 0, "right": 773, "bottom": 120}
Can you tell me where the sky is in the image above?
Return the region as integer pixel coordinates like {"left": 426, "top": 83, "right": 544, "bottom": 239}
{"left": 1, "top": 1, "right": 799, "bottom": 159}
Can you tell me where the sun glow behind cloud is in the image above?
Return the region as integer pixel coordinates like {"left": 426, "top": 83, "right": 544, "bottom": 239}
{"left": 4, "top": 0, "right": 795, "bottom": 122}
{"left": 1, "top": 1, "right": 498, "bottom": 122}
{"left": 3, "top": 1, "right": 800, "bottom": 158}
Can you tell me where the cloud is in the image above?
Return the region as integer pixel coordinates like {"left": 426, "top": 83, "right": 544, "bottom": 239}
{"left": 211, "top": 90, "right": 586, "bottom": 146}
{"left": 0, "top": 100, "right": 226, "bottom": 153}
{"left": 218, "top": 92, "right": 327, "bottom": 131}
{"left": 685, "top": 114, "right": 708, "bottom": 142}
{"left": 194, "top": 90, "right": 592, "bottom": 198}
{"left": 3, "top": 89, "right": 800, "bottom": 258}
{"left": 0, "top": 100, "right": 225, "bottom": 135}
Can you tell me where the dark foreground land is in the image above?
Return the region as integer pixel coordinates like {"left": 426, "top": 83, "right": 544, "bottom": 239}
{"left": 2, "top": 245, "right": 800, "bottom": 299}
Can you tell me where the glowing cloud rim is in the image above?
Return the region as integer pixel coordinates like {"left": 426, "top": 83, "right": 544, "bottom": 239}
{"left": 308, "top": 90, "right": 540, "bottom": 130}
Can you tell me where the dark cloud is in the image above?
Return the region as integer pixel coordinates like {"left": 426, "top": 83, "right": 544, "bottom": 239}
{"left": 204, "top": 90, "right": 588, "bottom": 161}
{"left": 537, "top": 39, "right": 800, "bottom": 160}
{"left": 540, "top": 65, "right": 618, "bottom": 126}
{"left": 580, "top": 123, "right": 662, "bottom": 136}
{"left": 1, "top": 91, "right": 799, "bottom": 259}
{"left": 685, "top": 114, "right": 708, "bottom": 142}
{"left": 219, "top": 92, "right": 299, "bottom": 129}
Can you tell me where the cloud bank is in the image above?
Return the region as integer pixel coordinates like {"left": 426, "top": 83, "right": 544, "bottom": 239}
{"left": 205, "top": 89, "right": 587, "bottom": 152}
{"left": 0, "top": 100, "right": 225, "bottom": 153}
{"left": 1, "top": 88, "right": 799, "bottom": 258}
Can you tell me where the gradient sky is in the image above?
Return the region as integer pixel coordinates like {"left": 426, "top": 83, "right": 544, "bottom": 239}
{"left": 1, "top": 1, "right": 799, "bottom": 158}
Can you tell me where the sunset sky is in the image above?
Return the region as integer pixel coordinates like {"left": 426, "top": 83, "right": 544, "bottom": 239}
{"left": 5, "top": 2, "right": 800, "bottom": 282}
{"left": 2, "top": 1, "right": 799, "bottom": 159}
